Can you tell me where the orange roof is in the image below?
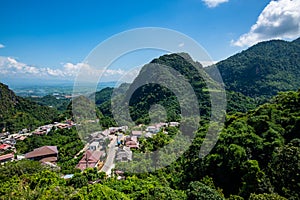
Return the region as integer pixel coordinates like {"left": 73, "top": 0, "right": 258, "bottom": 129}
{"left": 25, "top": 146, "right": 58, "bottom": 159}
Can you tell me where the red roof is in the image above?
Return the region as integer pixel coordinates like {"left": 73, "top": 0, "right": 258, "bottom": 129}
{"left": 0, "top": 144, "right": 11, "bottom": 150}
{"left": 0, "top": 153, "right": 14, "bottom": 162}
{"left": 25, "top": 146, "right": 58, "bottom": 159}
{"left": 126, "top": 141, "right": 138, "bottom": 145}
{"left": 76, "top": 150, "right": 103, "bottom": 171}
{"left": 40, "top": 156, "right": 58, "bottom": 163}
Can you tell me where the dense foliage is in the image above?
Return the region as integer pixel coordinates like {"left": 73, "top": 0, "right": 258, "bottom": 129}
{"left": 0, "top": 89, "right": 297, "bottom": 199}
{"left": 1, "top": 38, "right": 300, "bottom": 199}
{"left": 27, "top": 95, "right": 70, "bottom": 111}
{"left": 206, "top": 38, "right": 300, "bottom": 98}
{"left": 15, "top": 127, "right": 84, "bottom": 174}
{"left": 0, "top": 83, "right": 59, "bottom": 132}
{"left": 157, "top": 90, "right": 300, "bottom": 199}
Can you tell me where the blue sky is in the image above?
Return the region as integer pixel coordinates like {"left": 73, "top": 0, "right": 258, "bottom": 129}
{"left": 0, "top": 0, "right": 299, "bottom": 85}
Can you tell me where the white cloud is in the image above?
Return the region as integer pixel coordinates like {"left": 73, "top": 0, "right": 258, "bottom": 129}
{"left": 202, "top": 0, "right": 229, "bottom": 8}
{"left": 178, "top": 42, "right": 185, "bottom": 47}
{"left": 0, "top": 57, "right": 38, "bottom": 75}
{"left": 200, "top": 60, "right": 218, "bottom": 67}
{"left": 0, "top": 44, "right": 5, "bottom": 49}
{"left": 232, "top": 0, "right": 300, "bottom": 47}
{"left": 62, "top": 62, "right": 86, "bottom": 77}
{"left": 0, "top": 56, "right": 138, "bottom": 82}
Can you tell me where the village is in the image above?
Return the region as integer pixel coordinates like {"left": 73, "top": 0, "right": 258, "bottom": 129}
{"left": 0, "top": 120, "right": 179, "bottom": 180}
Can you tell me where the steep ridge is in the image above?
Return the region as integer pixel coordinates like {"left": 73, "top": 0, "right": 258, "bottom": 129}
{"left": 206, "top": 38, "right": 300, "bottom": 98}
{"left": 0, "top": 83, "right": 58, "bottom": 132}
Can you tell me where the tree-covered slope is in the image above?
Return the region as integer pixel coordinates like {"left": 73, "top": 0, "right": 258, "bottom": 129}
{"left": 27, "top": 95, "right": 70, "bottom": 111}
{"left": 165, "top": 89, "right": 300, "bottom": 199}
{"left": 0, "top": 83, "right": 58, "bottom": 132}
{"left": 206, "top": 38, "right": 300, "bottom": 98}
{"left": 95, "top": 53, "right": 258, "bottom": 126}
{"left": 126, "top": 53, "right": 213, "bottom": 124}
{"left": 1, "top": 89, "right": 298, "bottom": 199}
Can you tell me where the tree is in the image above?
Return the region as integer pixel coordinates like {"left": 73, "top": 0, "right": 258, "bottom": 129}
{"left": 187, "top": 181, "right": 224, "bottom": 200}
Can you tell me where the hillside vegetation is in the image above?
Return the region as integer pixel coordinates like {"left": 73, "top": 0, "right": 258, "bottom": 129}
{"left": 1, "top": 38, "right": 299, "bottom": 199}
{"left": 0, "top": 83, "right": 59, "bottom": 132}
{"left": 1, "top": 89, "right": 299, "bottom": 199}
{"left": 206, "top": 38, "right": 300, "bottom": 99}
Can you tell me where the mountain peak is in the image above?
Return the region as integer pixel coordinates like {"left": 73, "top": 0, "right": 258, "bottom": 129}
{"left": 208, "top": 38, "right": 300, "bottom": 97}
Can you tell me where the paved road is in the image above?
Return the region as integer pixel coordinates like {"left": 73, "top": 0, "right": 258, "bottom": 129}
{"left": 100, "top": 135, "right": 117, "bottom": 176}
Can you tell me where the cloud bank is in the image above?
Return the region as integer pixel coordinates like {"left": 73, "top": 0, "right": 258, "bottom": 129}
{"left": 0, "top": 44, "right": 5, "bottom": 49}
{"left": 232, "top": 0, "right": 300, "bottom": 47}
{"left": 0, "top": 56, "right": 138, "bottom": 82}
{"left": 202, "top": 0, "right": 229, "bottom": 8}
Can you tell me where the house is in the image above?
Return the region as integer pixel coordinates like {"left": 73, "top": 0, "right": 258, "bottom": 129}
{"left": 169, "top": 122, "right": 179, "bottom": 127}
{"left": 0, "top": 153, "right": 14, "bottom": 163}
{"left": 17, "top": 136, "right": 27, "bottom": 141}
{"left": 101, "top": 129, "right": 110, "bottom": 137}
{"left": 94, "top": 134, "right": 105, "bottom": 143}
{"left": 144, "top": 132, "right": 153, "bottom": 138}
{"left": 109, "top": 126, "right": 128, "bottom": 134}
{"left": 89, "top": 141, "right": 100, "bottom": 151}
{"left": 131, "top": 130, "right": 143, "bottom": 138}
{"left": 33, "top": 130, "right": 47, "bottom": 135}
{"left": 116, "top": 146, "right": 132, "bottom": 162}
{"left": 120, "top": 126, "right": 128, "bottom": 132}
{"left": 76, "top": 150, "right": 105, "bottom": 171}
{"left": 109, "top": 127, "right": 119, "bottom": 134}
{"left": 146, "top": 126, "right": 159, "bottom": 134}
{"left": 155, "top": 122, "right": 168, "bottom": 129}
{"left": 25, "top": 146, "right": 58, "bottom": 163}
{"left": 0, "top": 144, "right": 12, "bottom": 151}
{"left": 125, "top": 136, "right": 139, "bottom": 149}
{"left": 33, "top": 125, "right": 53, "bottom": 135}
{"left": 0, "top": 132, "right": 9, "bottom": 138}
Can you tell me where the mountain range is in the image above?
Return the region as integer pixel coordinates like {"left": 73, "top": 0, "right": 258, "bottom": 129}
{"left": 0, "top": 38, "right": 299, "bottom": 199}
{"left": 1, "top": 37, "right": 300, "bottom": 132}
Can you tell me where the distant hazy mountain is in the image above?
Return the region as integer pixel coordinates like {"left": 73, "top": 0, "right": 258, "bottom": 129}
{"left": 0, "top": 83, "right": 58, "bottom": 132}
{"left": 206, "top": 38, "right": 300, "bottom": 98}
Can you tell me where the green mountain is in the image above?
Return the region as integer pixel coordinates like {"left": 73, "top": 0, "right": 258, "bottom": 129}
{"left": 1, "top": 38, "right": 300, "bottom": 199}
{"left": 26, "top": 95, "right": 70, "bottom": 111}
{"left": 170, "top": 89, "right": 300, "bottom": 199}
{"left": 206, "top": 38, "right": 300, "bottom": 98}
{"left": 0, "top": 83, "right": 58, "bottom": 132}
{"left": 1, "top": 88, "right": 298, "bottom": 200}
{"left": 95, "top": 53, "right": 257, "bottom": 126}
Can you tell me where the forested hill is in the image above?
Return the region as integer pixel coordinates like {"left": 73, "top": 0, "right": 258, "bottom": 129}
{"left": 1, "top": 87, "right": 299, "bottom": 199}
{"left": 95, "top": 53, "right": 258, "bottom": 125}
{"left": 0, "top": 83, "right": 58, "bottom": 132}
{"left": 206, "top": 38, "right": 300, "bottom": 98}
